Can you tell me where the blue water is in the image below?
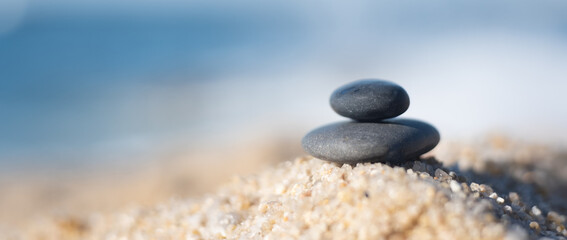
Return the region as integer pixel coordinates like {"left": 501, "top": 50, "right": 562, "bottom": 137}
{"left": 0, "top": 12, "right": 309, "bottom": 166}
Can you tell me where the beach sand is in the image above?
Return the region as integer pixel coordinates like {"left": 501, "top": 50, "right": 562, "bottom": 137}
{"left": 2, "top": 136, "right": 567, "bottom": 239}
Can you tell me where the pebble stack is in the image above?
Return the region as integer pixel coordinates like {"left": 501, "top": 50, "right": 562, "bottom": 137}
{"left": 302, "top": 79, "right": 440, "bottom": 164}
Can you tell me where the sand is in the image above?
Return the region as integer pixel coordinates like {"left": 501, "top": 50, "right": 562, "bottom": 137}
{"left": 3, "top": 136, "right": 567, "bottom": 239}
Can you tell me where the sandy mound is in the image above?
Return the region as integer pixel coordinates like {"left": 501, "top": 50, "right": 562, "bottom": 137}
{"left": 5, "top": 137, "right": 567, "bottom": 239}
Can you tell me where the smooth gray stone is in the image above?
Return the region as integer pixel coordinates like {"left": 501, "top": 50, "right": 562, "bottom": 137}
{"left": 301, "top": 119, "right": 440, "bottom": 164}
{"left": 330, "top": 79, "right": 410, "bottom": 121}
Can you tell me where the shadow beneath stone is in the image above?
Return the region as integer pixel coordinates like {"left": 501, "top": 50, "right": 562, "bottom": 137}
{"left": 394, "top": 156, "right": 567, "bottom": 217}
{"left": 457, "top": 161, "right": 567, "bottom": 216}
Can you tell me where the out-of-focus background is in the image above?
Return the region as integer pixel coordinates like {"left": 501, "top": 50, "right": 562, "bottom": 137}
{"left": 1, "top": 0, "right": 567, "bottom": 229}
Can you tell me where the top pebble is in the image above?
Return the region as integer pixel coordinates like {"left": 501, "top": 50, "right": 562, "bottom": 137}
{"left": 330, "top": 79, "right": 410, "bottom": 121}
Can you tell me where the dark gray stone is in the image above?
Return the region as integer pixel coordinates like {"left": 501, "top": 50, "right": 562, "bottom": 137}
{"left": 330, "top": 79, "right": 410, "bottom": 121}
{"left": 301, "top": 119, "right": 440, "bottom": 164}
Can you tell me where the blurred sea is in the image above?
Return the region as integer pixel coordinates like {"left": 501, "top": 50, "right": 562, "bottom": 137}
{"left": 0, "top": 5, "right": 318, "bottom": 169}
{"left": 2, "top": 0, "right": 567, "bottom": 171}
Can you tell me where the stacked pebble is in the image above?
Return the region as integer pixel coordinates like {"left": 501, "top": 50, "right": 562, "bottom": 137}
{"left": 302, "top": 79, "right": 440, "bottom": 164}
